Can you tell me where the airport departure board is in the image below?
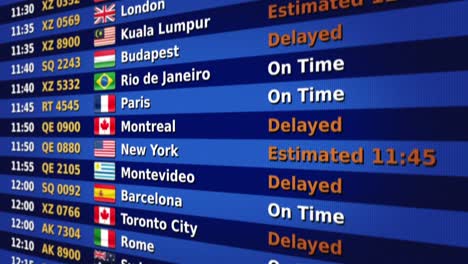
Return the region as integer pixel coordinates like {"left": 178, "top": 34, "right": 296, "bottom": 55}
{"left": 1, "top": 0, "right": 468, "bottom": 263}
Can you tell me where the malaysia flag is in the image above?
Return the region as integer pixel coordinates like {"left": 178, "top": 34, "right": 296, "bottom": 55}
{"left": 94, "top": 26, "right": 116, "bottom": 47}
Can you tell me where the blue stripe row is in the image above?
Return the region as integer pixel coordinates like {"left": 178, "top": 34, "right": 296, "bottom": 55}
{"left": 2, "top": 1, "right": 468, "bottom": 80}
{"left": 0, "top": 137, "right": 466, "bottom": 176}
{"left": 0, "top": 178, "right": 467, "bottom": 247}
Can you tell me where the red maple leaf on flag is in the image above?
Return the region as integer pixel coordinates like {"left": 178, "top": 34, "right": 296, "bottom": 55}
{"left": 101, "top": 119, "right": 109, "bottom": 130}
{"left": 101, "top": 209, "right": 109, "bottom": 220}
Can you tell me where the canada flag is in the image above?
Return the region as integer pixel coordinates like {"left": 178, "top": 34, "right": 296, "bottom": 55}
{"left": 94, "top": 206, "right": 116, "bottom": 226}
{"left": 94, "top": 117, "right": 116, "bottom": 135}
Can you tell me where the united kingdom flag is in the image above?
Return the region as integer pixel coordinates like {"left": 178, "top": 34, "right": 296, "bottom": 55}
{"left": 94, "top": 4, "right": 116, "bottom": 25}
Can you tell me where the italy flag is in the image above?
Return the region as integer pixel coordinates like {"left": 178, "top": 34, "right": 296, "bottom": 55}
{"left": 94, "top": 228, "right": 116, "bottom": 248}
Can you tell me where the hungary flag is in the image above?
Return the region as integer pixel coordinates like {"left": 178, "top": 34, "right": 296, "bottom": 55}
{"left": 94, "top": 206, "right": 116, "bottom": 226}
{"left": 94, "top": 228, "right": 116, "bottom": 248}
{"left": 94, "top": 49, "right": 116, "bottom": 69}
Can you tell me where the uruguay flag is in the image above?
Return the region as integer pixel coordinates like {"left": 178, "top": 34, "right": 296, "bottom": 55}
{"left": 95, "top": 94, "right": 116, "bottom": 113}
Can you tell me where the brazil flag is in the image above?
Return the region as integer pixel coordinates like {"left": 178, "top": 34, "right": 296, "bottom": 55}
{"left": 94, "top": 72, "right": 116, "bottom": 91}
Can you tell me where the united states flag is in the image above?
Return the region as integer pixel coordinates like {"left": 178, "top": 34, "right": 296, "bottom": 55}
{"left": 94, "top": 4, "right": 116, "bottom": 25}
{"left": 94, "top": 140, "right": 116, "bottom": 158}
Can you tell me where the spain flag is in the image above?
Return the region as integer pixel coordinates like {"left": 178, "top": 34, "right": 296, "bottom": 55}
{"left": 94, "top": 184, "right": 116, "bottom": 203}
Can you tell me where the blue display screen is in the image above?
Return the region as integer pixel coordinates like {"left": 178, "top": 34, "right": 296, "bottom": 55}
{"left": 1, "top": 0, "right": 467, "bottom": 263}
